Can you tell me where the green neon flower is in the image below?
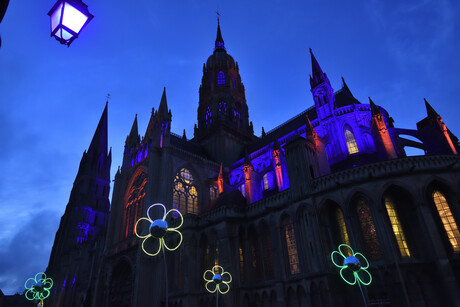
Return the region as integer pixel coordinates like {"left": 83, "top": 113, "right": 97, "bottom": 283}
{"left": 331, "top": 244, "right": 372, "bottom": 286}
{"left": 24, "top": 272, "right": 53, "bottom": 302}
{"left": 135, "top": 203, "right": 183, "bottom": 256}
{"left": 203, "top": 265, "right": 232, "bottom": 295}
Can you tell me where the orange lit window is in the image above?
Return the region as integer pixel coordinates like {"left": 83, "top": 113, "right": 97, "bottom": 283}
{"left": 283, "top": 217, "right": 300, "bottom": 275}
{"left": 356, "top": 199, "right": 382, "bottom": 260}
{"left": 385, "top": 197, "right": 410, "bottom": 257}
{"left": 433, "top": 190, "right": 460, "bottom": 252}
{"left": 125, "top": 173, "right": 147, "bottom": 237}
{"left": 344, "top": 128, "right": 359, "bottom": 154}
{"left": 173, "top": 168, "right": 198, "bottom": 215}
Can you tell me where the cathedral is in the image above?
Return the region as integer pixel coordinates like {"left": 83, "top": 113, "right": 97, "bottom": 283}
{"left": 45, "top": 20, "right": 460, "bottom": 307}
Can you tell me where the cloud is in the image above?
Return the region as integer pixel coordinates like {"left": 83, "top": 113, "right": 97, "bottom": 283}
{"left": 0, "top": 208, "right": 60, "bottom": 295}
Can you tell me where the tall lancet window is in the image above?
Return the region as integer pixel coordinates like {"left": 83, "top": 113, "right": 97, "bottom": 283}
{"left": 283, "top": 216, "right": 300, "bottom": 275}
{"left": 344, "top": 127, "right": 359, "bottom": 154}
{"left": 356, "top": 199, "right": 382, "bottom": 260}
{"left": 125, "top": 172, "right": 147, "bottom": 238}
{"left": 173, "top": 168, "right": 199, "bottom": 215}
{"left": 385, "top": 197, "right": 410, "bottom": 257}
{"left": 217, "top": 71, "right": 225, "bottom": 85}
{"left": 432, "top": 190, "right": 460, "bottom": 252}
{"left": 205, "top": 106, "right": 212, "bottom": 126}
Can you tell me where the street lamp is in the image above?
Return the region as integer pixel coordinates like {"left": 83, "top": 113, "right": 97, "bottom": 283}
{"left": 47, "top": 0, "right": 93, "bottom": 46}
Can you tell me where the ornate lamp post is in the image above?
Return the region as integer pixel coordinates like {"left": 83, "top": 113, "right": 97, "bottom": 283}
{"left": 47, "top": 0, "right": 93, "bottom": 46}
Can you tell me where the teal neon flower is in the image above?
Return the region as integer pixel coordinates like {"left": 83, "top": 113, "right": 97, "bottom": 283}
{"left": 331, "top": 244, "right": 372, "bottom": 286}
{"left": 24, "top": 272, "right": 53, "bottom": 302}
{"left": 203, "top": 265, "right": 232, "bottom": 294}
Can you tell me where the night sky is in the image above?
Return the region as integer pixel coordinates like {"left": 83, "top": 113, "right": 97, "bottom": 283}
{"left": 1, "top": 0, "right": 459, "bottom": 295}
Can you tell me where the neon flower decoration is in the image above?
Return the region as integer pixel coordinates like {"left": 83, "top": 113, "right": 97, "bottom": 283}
{"left": 24, "top": 272, "right": 53, "bottom": 304}
{"left": 135, "top": 203, "right": 183, "bottom": 256}
{"left": 331, "top": 244, "right": 372, "bottom": 286}
{"left": 203, "top": 265, "right": 232, "bottom": 295}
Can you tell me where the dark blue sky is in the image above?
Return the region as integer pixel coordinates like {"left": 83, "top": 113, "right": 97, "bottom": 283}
{"left": 0, "top": 0, "right": 459, "bottom": 295}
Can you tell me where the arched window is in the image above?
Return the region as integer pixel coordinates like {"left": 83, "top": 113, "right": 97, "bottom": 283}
{"left": 432, "top": 190, "right": 460, "bottom": 252}
{"left": 344, "top": 127, "right": 359, "bottom": 154}
{"left": 239, "top": 183, "right": 246, "bottom": 197}
{"left": 232, "top": 76, "right": 236, "bottom": 89}
{"left": 217, "top": 71, "right": 225, "bottom": 85}
{"left": 283, "top": 216, "right": 300, "bottom": 275}
{"left": 262, "top": 172, "right": 274, "bottom": 190}
{"left": 173, "top": 168, "right": 198, "bottom": 215}
{"left": 335, "top": 207, "right": 350, "bottom": 247}
{"left": 356, "top": 199, "right": 382, "bottom": 260}
{"left": 209, "top": 185, "right": 218, "bottom": 202}
{"left": 125, "top": 173, "right": 147, "bottom": 237}
{"left": 205, "top": 106, "right": 212, "bottom": 126}
{"left": 261, "top": 227, "right": 273, "bottom": 279}
{"left": 218, "top": 101, "right": 227, "bottom": 115}
{"left": 385, "top": 197, "right": 410, "bottom": 257}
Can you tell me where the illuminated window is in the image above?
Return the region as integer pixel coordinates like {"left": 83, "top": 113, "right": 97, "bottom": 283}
{"left": 239, "top": 184, "right": 246, "bottom": 197}
{"left": 262, "top": 172, "right": 274, "bottom": 191}
{"left": 209, "top": 185, "right": 218, "bottom": 202}
{"left": 283, "top": 217, "right": 300, "bottom": 275}
{"left": 232, "top": 76, "right": 236, "bottom": 89}
{"left": 173, "top": 168, "right": 198, "bottom": 215}
{"left": 205, "top": 106, "right": 212, "bottom": 126}
{"left": 125, "top": 173, "right": 147, "bottom": 237}
{"left": 433, "top": 190, "right": 460, "bottom": 252}
{"left": 215, "top": 243, "right": 220, "bottom": 266}
{"left": 218, "top": 101, "right": 227, "bottom": 114}
{"left": 217, "top": 71, "right": 225, "bottom": 85}
{"left": 356, "top": 199, "right": 382, "bottom": 260}
{"left": 335, "top": 207, "right": 350, "bottom": 247}
{"left": 385, "top": 197, "right": 410, "bottom": 257}
{"left": 239, "top": 246, "right": 244, "bottom": 282}
{"left": 344, "top": 128, "right": 359, "bottom": 154}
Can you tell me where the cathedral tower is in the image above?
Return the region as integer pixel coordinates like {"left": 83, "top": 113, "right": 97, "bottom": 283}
{"left": 194, "top": 19, "right": 255, "bottom": 164}
{"left": 46, "top": 103, "right": 111, "bottom": 307}
{"left": 309, "top": 48, "right": 335, "bottom": 120}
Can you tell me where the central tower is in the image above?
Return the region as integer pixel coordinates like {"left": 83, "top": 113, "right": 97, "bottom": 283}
{"left": 194, "top": 20, "right": 255, "bottom": 164}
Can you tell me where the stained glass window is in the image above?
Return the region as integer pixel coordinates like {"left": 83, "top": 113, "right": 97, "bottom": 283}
{"left": 125, "top": 174, "right": 147, "bottom": 237}
{"left": 385, "top": 197, "right": 410, "bottom": 257}
{"left": 344, "top": 128, "right": 359, "bottom": 154}
{"left": 356, "top": 199, "right": 382, "bottom": 260}
{"left": 284, "top": 217, "right": 300, "bottom": 275}
{"left": 217, "top": 71, "right": 225, "bottom": 85}
{"left": 433, "top": 190, "right": 460, "bottom": 252}
{"left": 218, "top": 101, "right": 227, "bottom": 114}
{"left": 173, "top": 168, "right": 198, "bottom": 215}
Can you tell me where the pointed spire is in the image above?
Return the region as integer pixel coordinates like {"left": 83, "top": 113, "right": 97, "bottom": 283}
{"left": 424, "top": 98, "right": 439, "bottom": 118}
{"left": 244, "top": 150, "right": 252, "bottom": 166}
{"left": 88, "top": 102, "right": 108, "bottom": 157}
{"left": 158, "top": 87, "right": 169, "bottom": 118}
{"left": 214, "top": 18, "right": 225, "bottom": 51}
{"left": 126, "top": 114, "right": 140, "bottom": 147}
{"left": 369, "top": 97, "right": 381, "bottom": 116}
{"left": 305, "top": 115, "right": 314, "bottom": 134}
{"left": 182, "top": 129, "right": 187, "bottom": 140}
{"left": 261, "top": 126, "right": 266, "bottom": 138}
{"left": 341, "top": 77, "right": 354, "bottom": 97}
{"left": 309, "top": 48, "right": 325, "bottom": 88}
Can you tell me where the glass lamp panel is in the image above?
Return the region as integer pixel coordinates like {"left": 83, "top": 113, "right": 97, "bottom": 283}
{"left": 50, "top": 2, "right": 63, "bottom": 32}
{"left": 55, "top": 28, "right": 74, "bottom": 41}
{"left": 62, "top": 2, "right": 88, "bottom": 34}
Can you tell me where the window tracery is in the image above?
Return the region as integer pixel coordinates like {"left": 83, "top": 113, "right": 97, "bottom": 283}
{"left": 125, "top": 173, "right": 147, "bottom": 237}
{"left": 283, "top": 217, "right": 300, "bottom": 275}
{"left": 344, "top": 128, "right": 359, "bottom": 154}
{"left": 356, "top": 199, "right": 382, "bottom": 260}
{"left": 217, "top": 71, "right": 225, "bottom": 85}
{"left": 173, "top": 168, "right": 198, "bottom": 215}
{"left": 385, "top": 197, "right": 410, "bottom": 257}
{"left": 432, "top": 190, "right": 460, "bottom": 252}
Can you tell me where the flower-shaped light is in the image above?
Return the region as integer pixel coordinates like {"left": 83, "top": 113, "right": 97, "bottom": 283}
{"left": 135, "top": 203, "right": 183, "bottom": 256}
{"left": 203, "top": 265, "right": 232, "bottom": 294}
{"left": 24, "top": 272, "right": 53, "bottom": 302}
{"left": 331, "top": 244, "right": 372, "bottom": 286}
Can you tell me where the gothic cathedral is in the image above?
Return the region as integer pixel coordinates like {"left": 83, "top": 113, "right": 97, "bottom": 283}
{"left": 46, "top": 21, "right": 460, "bottom": 307}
